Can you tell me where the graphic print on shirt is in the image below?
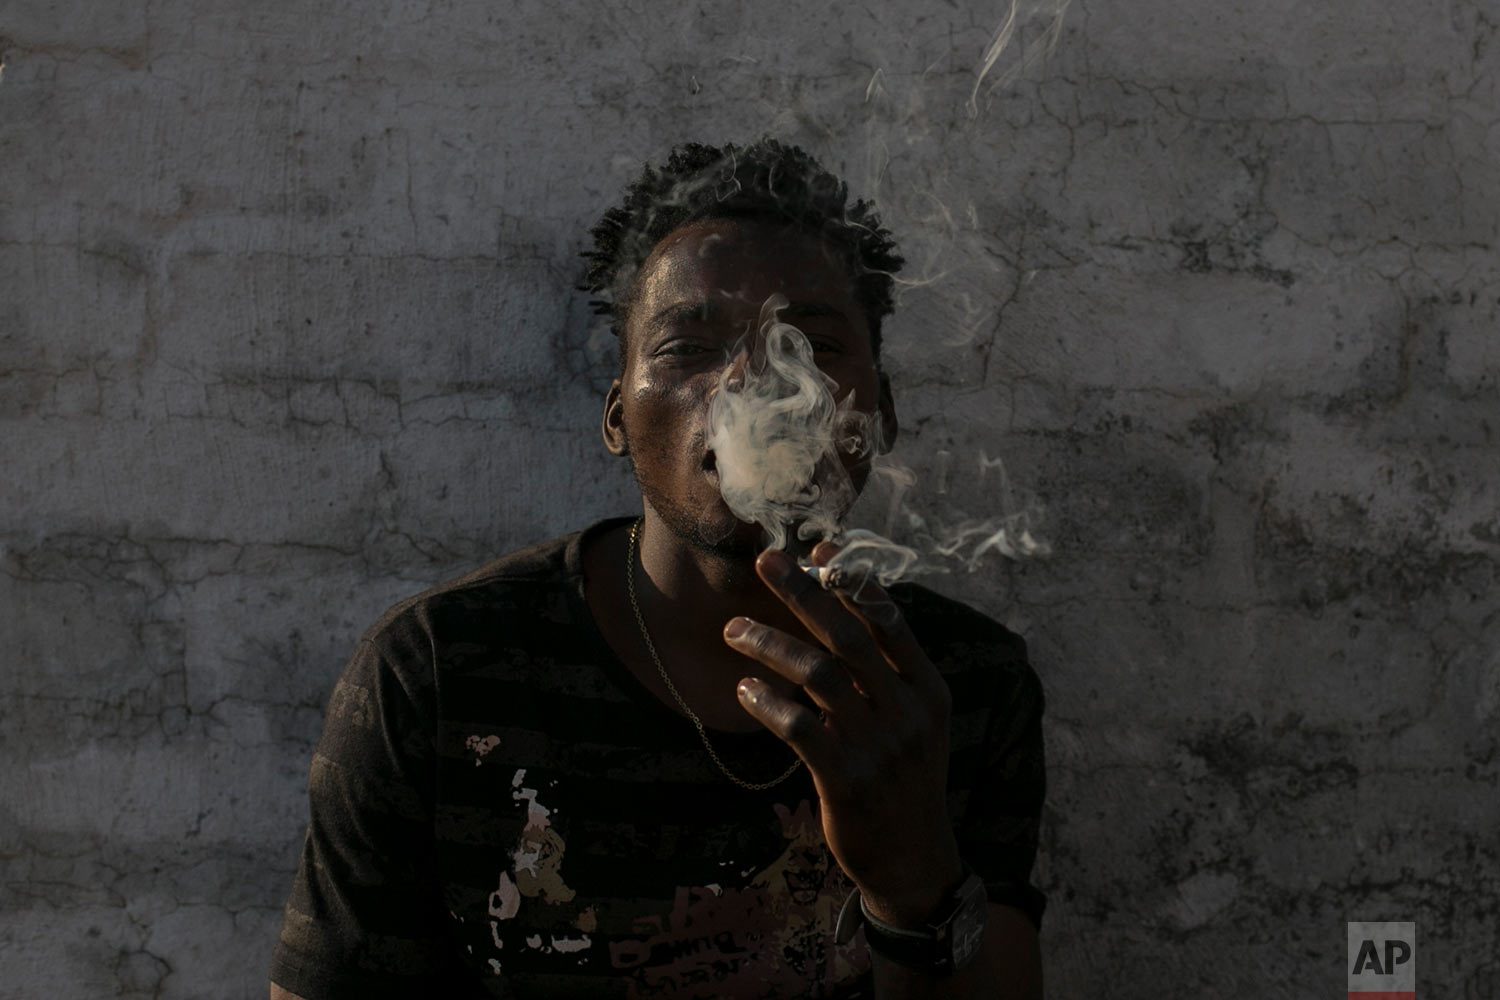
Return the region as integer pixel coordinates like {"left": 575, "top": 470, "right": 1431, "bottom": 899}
{"left": 479, "top": 776, "right": 868, "bottom": 996}
{"left": 608, "top": 799, "right": 869, "bottom": 999}
{"left": 465, "top": 733, "right": 501, "bottom": 766}
{"left": 486, "top": 768, "right": 588, "bottom": 974}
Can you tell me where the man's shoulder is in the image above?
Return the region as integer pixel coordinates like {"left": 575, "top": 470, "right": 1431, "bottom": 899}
{"left": 891, "top": 580, "right": 1041, "bottom": 708}
{"left": 891, "top": 580, "right": 1027, "bottom": 660}
{"left": 356, "top": 518, "right": 625, "bottom": 664}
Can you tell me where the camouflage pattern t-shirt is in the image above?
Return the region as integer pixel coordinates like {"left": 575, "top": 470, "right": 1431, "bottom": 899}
{"left": 270, "top": 518, "right": 1046, "bottom": 999}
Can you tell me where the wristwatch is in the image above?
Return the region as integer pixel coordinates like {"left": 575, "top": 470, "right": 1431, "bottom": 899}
{"left": 834, "top": 869, "right": 989, "bottom": 976}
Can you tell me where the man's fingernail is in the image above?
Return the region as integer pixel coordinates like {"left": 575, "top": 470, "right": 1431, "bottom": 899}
{"left": 737, "top": 678, "right": 761, "bottom": 704}
{"left": 724, "top": 617, "right": 750, "bottom": 640}
{"left": 758, "top": 549, "right": 793, "bottom": 581}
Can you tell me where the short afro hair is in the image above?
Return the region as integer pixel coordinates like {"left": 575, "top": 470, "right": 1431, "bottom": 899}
{"left": 580, "top": 138, "right": 904, "bottom": 359}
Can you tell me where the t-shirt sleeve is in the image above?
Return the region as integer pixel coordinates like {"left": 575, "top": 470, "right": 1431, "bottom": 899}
{"left": 955, "top": 634, "right": 1048, "bottom": 930}
{"left": 269, "top": 637, "right": 480, "bottom": 999}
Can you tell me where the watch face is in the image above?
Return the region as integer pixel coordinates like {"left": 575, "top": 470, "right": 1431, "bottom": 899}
{"left": 949, "top": 877, "right": 990, "bottom": 969}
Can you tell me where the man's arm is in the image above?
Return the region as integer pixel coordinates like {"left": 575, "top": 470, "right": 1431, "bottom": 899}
{"left": 868, "top": 903, "right": 1042, "bottom": 1000}
{"left": 269, "top": 639, "right": 478, "bottom": 999}
{"left": 728, "top": 545, "right": 1045, "bottom": 1000}
{"left": 270, "top": 985, "right": 307, "bottom": 1000}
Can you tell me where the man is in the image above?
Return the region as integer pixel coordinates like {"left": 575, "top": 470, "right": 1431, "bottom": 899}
{"left": 270, "top": 139, "right": 1046, "bottom": 999}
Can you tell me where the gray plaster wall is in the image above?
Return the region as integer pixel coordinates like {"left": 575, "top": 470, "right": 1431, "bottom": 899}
{"left": 2, "top": 0, "right": 1496, "bottom": 997}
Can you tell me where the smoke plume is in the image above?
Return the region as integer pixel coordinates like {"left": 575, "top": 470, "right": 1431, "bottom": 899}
{"left": 706, "top": 294, "right": 874, "bottom": 552}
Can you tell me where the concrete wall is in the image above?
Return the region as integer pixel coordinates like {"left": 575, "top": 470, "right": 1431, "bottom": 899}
{"left": 3, "top": 0, "right": 1496, "bottom": 996}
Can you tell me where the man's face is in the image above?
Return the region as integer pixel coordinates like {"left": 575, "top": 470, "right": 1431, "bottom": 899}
{"left": 602, "top": 218, "right": 895, "bottom": 557}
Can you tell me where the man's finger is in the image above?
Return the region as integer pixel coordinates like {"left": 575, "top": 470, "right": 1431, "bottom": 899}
{"left": 735, "top": 677, "right": 833, "bottom": 760}
{"left": 723, "top": 618, "right": 866, "bottom": 715}
{"left": 809, "top": 543, "right": 945, "bottom": 694}
{"left": 754, "top": 549, "right": 903, "bottom": 702}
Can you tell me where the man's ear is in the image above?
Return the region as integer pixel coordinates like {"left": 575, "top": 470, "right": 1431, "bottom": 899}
{"left": 877, "top": 371, "right": 899, "bottom": 454}
{"left": 602, "top": 379, "right": 629, "bottom": 456}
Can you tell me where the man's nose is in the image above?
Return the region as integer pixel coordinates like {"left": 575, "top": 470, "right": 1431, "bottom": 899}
{"left": 724, "top": 347, "right": 749, "bottom": 391}
{"left": 722, "top": 331, "right": 758, "bottom": 391}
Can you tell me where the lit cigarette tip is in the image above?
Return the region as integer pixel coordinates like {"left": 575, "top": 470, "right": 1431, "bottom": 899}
{"left": 802, "top": 565, "right": 848, "bottom": 590}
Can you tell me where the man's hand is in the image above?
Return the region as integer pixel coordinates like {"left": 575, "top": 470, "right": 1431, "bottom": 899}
{"left": 723, "top": 542, "right": 964, "bottom": 925}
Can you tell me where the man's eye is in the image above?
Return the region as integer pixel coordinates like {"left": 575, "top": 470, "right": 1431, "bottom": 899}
{"left": 659, "top": 342, "right": 711, "bottom": 357}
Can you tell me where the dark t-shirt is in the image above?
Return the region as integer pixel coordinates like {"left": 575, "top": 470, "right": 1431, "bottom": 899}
{"left": 270, "top": 518, "right": 1046, "bottom": 999}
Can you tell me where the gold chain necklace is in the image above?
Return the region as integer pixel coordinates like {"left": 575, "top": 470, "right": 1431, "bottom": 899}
{"left": 626, "top": 519, "right": 803, "bottom": 791}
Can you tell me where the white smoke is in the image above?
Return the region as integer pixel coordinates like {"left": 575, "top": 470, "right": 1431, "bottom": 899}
{"left": 967, "top": 0, "right": 1072, "bottom": 119}
{"left": 693, "top": 5, "right": 1073, "bottom": 588}
{"left": 706, "top": 294, "right": 874, "bottom": 551}
{"left": 707, "top": 295, "right": 1043, "bottom": 591}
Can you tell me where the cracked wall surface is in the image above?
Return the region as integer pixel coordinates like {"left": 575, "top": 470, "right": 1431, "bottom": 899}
{"left": 2, "top": 0, "right": 1497, "bottom": 996}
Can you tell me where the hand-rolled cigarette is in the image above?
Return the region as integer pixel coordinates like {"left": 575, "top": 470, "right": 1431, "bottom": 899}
{"left": 802, "top": 564, "right": 849, "bottom": 590}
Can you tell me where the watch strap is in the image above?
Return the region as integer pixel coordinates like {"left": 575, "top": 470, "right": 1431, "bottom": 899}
{"left": 833, "top": 869, "right": 990, "bottom": 975}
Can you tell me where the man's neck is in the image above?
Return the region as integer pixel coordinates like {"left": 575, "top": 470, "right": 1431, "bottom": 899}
{"left": 633, "top": 512, "right": 808, "bottom": 636}
{"left": 574, "top": 511, "right": 812, "bottom": 734}
{"left": 581, "top": 511, "right": 820, "bottom": 733}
